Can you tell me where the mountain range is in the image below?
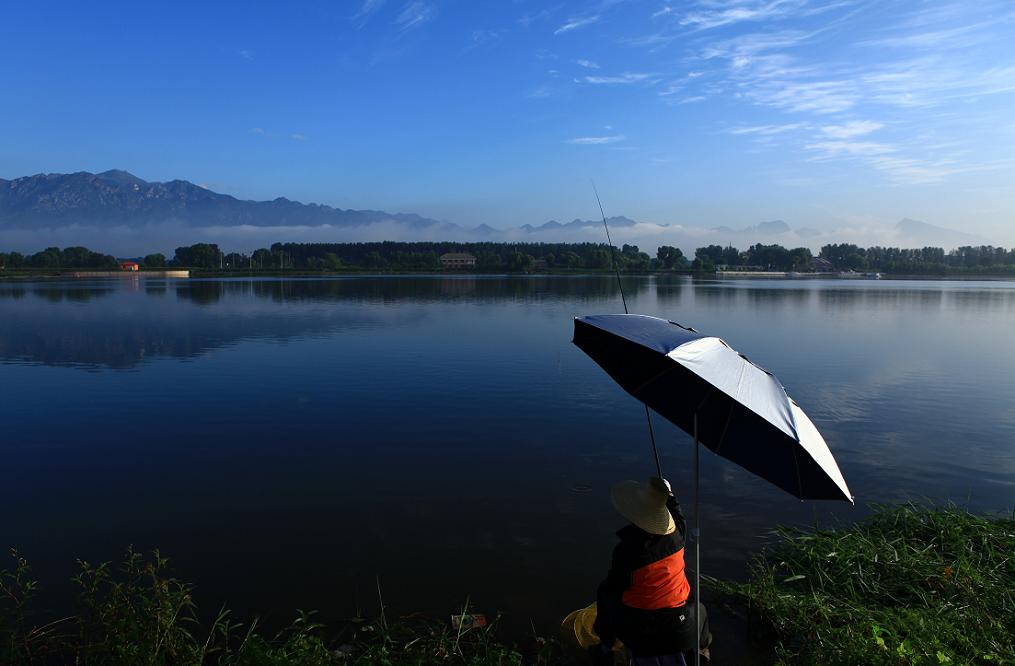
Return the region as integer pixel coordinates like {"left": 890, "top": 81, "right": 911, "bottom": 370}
{"left": 0, "top": 170, "right": 991, "bottom": 253}
{"left": 0, "top": 170, "right": 447, "bottom": 229}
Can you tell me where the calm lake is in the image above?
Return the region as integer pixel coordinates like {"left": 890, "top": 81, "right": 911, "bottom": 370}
{"left": 2, "top": 275, "right": 1014, "bottom": 638}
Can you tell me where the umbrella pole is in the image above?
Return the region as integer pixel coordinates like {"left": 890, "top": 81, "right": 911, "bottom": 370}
{"left": 694, "top": 411, "right": 701, "bottom": 666}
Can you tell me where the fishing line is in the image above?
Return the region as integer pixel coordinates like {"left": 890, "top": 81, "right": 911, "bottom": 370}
{"left": 592, "top": 181, "right": 662, "bottom": 478}
{"left": 592, "top": 182, "right": 628, "bottom": 314}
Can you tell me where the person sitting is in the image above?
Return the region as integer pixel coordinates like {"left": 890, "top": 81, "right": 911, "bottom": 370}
{"left": 593, "top": 477, "right": 711, "bottom": 663}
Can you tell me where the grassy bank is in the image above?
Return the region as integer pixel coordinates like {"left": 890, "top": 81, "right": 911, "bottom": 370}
{"left": 0, "top": 548, "right": 559, "bottom": 665}
{"left": 5, "top": 504, "right": 1012, "bottom": 664}
{"left": 710, "top": 503, "right": 1015, "bottom": 665}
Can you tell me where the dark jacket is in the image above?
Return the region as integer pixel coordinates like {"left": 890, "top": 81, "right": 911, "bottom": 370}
{"left": 594, "top": 495, "right": 696, "bottom": 656}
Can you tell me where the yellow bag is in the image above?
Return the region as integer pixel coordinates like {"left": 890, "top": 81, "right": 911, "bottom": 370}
{"left": 561, "top": 602, "right": 601, "bottom": 649}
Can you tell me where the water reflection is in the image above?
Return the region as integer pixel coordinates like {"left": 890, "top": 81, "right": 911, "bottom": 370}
{"left": 2, "top": 275, "right": 1014, "bottom": 638}
{"left": 817, "top": 287, "right": 945, "bottom": 311}
{"left": 17, "top": 285, "right": 116, "bottom": 302}
{"left": 0, "top": 276, "right": 649, "bottom": 368}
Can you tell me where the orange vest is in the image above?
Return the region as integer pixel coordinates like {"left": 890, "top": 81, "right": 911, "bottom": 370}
{"left": 621, "top": 547, "right": 691, "bottom": 609}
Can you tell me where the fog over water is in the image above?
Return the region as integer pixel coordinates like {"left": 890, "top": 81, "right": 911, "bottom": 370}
{"left": 0, "top": 216, "right": 995, "bottom": 258}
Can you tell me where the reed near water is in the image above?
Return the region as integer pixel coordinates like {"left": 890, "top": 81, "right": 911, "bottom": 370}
{"left": 710, "top": 503, "right": 1015, "bottom": 664}
{"left": 0, "top": 547, "right": 546, "bottom": 665}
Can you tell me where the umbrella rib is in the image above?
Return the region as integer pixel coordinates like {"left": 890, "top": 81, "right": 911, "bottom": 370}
{"left": 630, "top": 356, "right": 683, "bottom": 398}
{"left": 791, "top": 437, "right": 804, "bottom": 499}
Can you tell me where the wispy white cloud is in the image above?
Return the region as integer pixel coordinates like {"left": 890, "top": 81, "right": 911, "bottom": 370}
{"left": 237, "top": 49, "right": 253, "bottom": 60}
{"left": 583, "top": 1, "right": 1013, "bottom": 191}
{"left": 746, "top": 78, "right": 861, "bottom": 114}
{"left": 624, "top": 32, "right": 676, "bottom": 48}
{"left": 251, "top": 127, "right": 265, "bottom": 135}
{"left": 576, "top": 59, "right": 600, "bottom": 69}
{"left": 396, "top": 1, "right": 434, "bottom": 31}
{"left": 865, "top": 155, "right": 1004, "bottom": 184}
{"left": 820, "top": 121, "right": 883, "bottom": 139}
{"left": 859, "top": 58, "right": 1015, "bottom": 108}
{"left": 581, "top": 72, "right": 656, "bottom": 84}
{"left": 701, "top": 29, "right": 820, "bottom": 61}
{"left": 467, "top": 29, "right": 500, "bottom": 50}
{"left": 729, "top": 122, "right": 809, "bottom": 135}
{"left": 355, "top": 0, "right": 385, "bottom": 23}
{"left": 680, "top": 0, "right": 808, "bottom": 31}
{"left": 290, "top": 133, "right": 307, "bottom": 141}
{"left": 555, "top": 15, "right": 600, "bottom": 35}
{"left": 518, "top": 7, "right": 559, "bottom": 29}
{"left": 567, "top": 135, "right": 626, "bottom": 145}
{"left": 858, "top": 16, "right": 1009, "bottom": 50}
{"left": 658, "top": 71, "right": 706, "bottom": 96}
{"left": 806, "top": 140, "right": 894, "bottom": 157}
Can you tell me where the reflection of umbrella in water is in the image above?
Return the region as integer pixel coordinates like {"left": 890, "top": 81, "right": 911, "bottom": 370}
{"left": 572, "top": 313, "right": 852, "bottom": 662}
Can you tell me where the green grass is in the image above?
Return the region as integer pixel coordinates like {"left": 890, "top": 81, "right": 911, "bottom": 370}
{"left": 0, "top": 547, "right": 560, "bottom": 665}
{"left": 709, "top": 503, "right": 1015, "bottom": 665}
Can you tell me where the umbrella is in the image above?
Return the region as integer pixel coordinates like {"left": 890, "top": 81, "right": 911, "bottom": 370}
{"left": 572, "top": 313, "right": 852, "bottom": 662}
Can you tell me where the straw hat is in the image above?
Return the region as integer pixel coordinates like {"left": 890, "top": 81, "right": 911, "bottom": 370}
{"left": 610, "top": 477, "right": 675, "bottom": 535}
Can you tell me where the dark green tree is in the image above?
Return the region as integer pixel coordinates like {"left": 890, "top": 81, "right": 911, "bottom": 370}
{"left": 30, "top": 247, "right": 63, "bottom": 267}
{"left": 656, "top": 245, "right": 688, "bottom": 270}
{"left": 507, "top": 252, "right": 534, "bottom": 272}
{"left": 789, "top": 247, "right": 812, "bottom": 269}
{"left": 174, "top": 243, "right": 221, "bottom": 268}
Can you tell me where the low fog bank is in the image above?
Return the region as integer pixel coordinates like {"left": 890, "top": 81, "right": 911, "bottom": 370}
{"left": 0, "top": 218, "right": 998, "bottom": 258}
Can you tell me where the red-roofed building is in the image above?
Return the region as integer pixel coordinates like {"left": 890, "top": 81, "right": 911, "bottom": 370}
{"left": 120, "top": 261, "right": 140, "bottom": 271}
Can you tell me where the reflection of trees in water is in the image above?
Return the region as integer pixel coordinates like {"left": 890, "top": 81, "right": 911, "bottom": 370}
{"left": 680, "top": 280, "right": 1015, "bottom": 315}
{"left": 693, "top": 284, "right": 742, "bottom": 306}
{"left": 653, "top": 275, "right": 688, "bottom": 304}
{"left": 691, "top": 283, "right": 816, "bottom": 312}
{"left": 0, "top": 286, "right": 28, "bottom": 300}
{"left": 0, "top": 295, "right": 408, "bottom": 369}
{"left": 815, "top": 285, "right": 1015, "bottom": 312}
{"left": 744, "top": 287, "right": 812, "bottom": 310}
{"left": 9, "top": 277, "right": 1007, "bottom": 369}
{"left": 817, "top": 287, "right": 945, "bottom": 311}
{"left": 8, "top": 285, "right": 117, "bottom": 303}
{"left": 176, "top": 281, "right": 226, "bottom": 305}
{"left": 174, "top": 275, "right": 649, "bottom": 305}
{"left": 944, "top": 288, "right": 1015, "bottom": 312}
{"left": 0, "top": 276, "right": 646, "bottom": 369}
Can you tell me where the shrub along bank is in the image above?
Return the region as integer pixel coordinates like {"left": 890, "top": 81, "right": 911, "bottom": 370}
{"left": 710, "top": 503, "right": 1015, "bottom": 665}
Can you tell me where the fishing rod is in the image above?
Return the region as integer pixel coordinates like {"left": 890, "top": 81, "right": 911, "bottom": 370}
{"left": 592, "top": 181, "right": 662, "bottom": 478}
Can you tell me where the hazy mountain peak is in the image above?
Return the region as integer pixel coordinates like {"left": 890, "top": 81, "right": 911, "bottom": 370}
{"left": 96, "top": 169, "right": 147, "bottom": 186}
{"left": 715, "top": 219, "right": 792, "bottom": 236}
{"left": 896, "top": 218, "right": 944, "bottom": 233}
{"left": 893, "top": 218, "right": 982, "bottom": 246}
{"left": 757, "top": 219, "right": 790, "bottom": 234}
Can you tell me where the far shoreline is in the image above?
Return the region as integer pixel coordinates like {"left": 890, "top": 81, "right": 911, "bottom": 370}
{"left": 3, "top": 268, "right": 1015, "bottom": 282}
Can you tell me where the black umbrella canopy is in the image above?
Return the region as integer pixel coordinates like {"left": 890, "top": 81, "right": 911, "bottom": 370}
{"left": 573, "top": 314, "right": 852, "bottom": 503}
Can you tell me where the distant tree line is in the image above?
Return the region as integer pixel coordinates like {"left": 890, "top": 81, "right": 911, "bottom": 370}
{"left": 0, "top": 247, "right": 167, "bottom": 269}
{"left": 0, "top": 246, "right": 118, "bottom": 269}
{"left": 164, "top": 241, "right": 657, "bottom": 272}
{"left": 814, "top": 243, "right": 1015, "bottom": 273}
{"left": 690, "top": 243, "right": 1015, "bottom": 273}
{"left": 3, "top": 242, "right": 1014, "bottom": 275}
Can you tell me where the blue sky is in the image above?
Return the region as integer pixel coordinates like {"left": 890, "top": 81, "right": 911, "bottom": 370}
{"left": 2, "top": 0, "right": 1014, "bottom": 243}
